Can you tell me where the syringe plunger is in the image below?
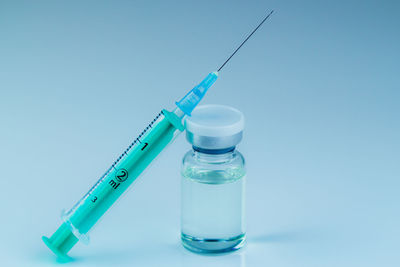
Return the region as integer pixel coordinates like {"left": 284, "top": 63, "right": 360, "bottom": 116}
{"left": 42, "top": 223, "right": 78, "bottom": 260}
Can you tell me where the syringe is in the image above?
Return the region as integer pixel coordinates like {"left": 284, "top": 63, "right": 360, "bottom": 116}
{"left": 43, "top": 10, "right": 273, "bottom": 259}
{"left": 42, "top": 72, "right": 218, "bottom": 259}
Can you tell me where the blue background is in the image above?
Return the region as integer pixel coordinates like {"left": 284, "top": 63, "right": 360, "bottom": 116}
{"left": 0, "top": 0, "right": 399, "bottom": 266}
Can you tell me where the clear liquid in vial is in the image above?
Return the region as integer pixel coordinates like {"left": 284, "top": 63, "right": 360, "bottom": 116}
{"left": 181, "top": 167, "right": 245, "bottom": 253}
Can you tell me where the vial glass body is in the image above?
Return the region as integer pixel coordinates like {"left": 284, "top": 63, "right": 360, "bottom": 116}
{"left": 181, "top": 148, "right": 246, "bottom": 253}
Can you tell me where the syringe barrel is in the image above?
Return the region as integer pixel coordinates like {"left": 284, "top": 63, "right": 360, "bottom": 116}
{"left": 43, "top": 109, "right": 184, "bottom": 258}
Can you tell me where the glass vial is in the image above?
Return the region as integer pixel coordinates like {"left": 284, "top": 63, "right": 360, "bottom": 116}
{"left": 181, "top": 105, "right": 246, "bottom": 253}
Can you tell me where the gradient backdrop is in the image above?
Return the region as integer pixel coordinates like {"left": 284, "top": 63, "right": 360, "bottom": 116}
{"left": 0, "top": 0, "right": 399, "bottom": 266}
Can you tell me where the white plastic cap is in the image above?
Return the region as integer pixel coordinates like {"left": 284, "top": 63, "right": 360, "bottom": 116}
{"left": 185, "top": 105, "right": 245, "bottom": 150}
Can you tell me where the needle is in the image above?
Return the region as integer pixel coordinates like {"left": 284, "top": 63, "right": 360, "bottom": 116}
{"left": 217, "top": 10, "right": 274, "bottom": 72}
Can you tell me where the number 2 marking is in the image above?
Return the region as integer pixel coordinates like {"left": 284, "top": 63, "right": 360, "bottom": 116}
{"left": 115, "top": 169, "right": 128, "bottom": 182}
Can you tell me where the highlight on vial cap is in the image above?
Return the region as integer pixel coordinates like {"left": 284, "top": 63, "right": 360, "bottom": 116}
{"left": 176, "top": 72, "right": 218, "bottom": 116}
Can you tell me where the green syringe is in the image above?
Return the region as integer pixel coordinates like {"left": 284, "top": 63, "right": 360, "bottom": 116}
{"left": 42, "top": 71, "right": 218, "bottom": 259}
{"left": 43, "top": 10, "right": 273, "bottom": 259}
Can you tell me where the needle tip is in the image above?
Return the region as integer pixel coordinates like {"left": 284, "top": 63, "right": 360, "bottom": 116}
{"left": 216, "top": 9, "right": 274, "bottom": 72}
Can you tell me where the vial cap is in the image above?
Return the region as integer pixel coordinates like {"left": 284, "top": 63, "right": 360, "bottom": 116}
{"left": 185, "top": 105, "right": 244, "bottom": 150}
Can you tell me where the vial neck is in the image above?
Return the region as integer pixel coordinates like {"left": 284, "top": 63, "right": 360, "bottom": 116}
{"left": 193, "top": 146, "right": 235, "bottom": 163}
